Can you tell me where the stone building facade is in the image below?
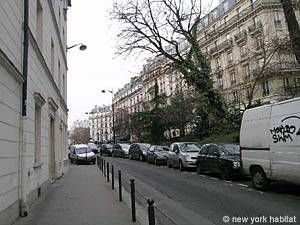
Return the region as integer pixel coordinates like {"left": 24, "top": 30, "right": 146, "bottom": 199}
{"left": 88, "top": 105, "right": 113, "bottom": 142}
{"left": 0, "top": 1, "right": 71, "bottom": 224}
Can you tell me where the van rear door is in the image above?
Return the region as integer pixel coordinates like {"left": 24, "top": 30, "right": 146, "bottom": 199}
{"left": 269, "top": 99, "right": 300, "bottom": 184}
{"left": 240, "top": 105, "right": 271, "bottom": 176}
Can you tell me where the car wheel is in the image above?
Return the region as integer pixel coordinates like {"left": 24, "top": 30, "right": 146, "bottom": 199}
{"left": 167, "top": 159, "right": 172, "bottom": 168}
{"left": 139, "top": 155, "right": 144, "bottom": 161}
{"left": 220, "top": 167, "right": 231, "bottom": 180}
{"left": 196, "top": 164, "right": 203, "bottom": 174}
{"left": 179, "top": 160, "right": 184, "bottom": 171}
{"left": 251, "top": 167, "right": 269, "bottom": 190}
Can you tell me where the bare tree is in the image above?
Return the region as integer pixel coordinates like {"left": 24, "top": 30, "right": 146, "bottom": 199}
{"left": 235, "top": 34, "right": 293, "bottom": 110}
{"left": 112, "top": 0, "right": 225, "bottom": 115}
{"left": 281, "top": 0, "right": 300, "bottom": 64}
{"left": 70, "top": 127, "right": 90, "bottom": 144}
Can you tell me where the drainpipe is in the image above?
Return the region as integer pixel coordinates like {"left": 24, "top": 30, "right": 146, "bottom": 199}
{"left": 19, "top": 0, "right": 29, "bottom": 217}
{"left": 22, "top": 0, "right": 29, "bottom": 116}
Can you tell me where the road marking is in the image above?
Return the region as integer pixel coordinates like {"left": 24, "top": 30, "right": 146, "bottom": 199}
{"left": 237, "top": 183, "right": 249, "bottom": 187}
{"left": 210, "top": 177, "right": 219, "bottom": 181}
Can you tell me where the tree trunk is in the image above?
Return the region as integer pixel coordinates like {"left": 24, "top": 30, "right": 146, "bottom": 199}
{"left": 281, "top": 0, "right": 300, "bottom": 64}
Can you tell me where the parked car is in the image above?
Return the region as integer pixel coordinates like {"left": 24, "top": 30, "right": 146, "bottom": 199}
{"left": 147, "top": 145, "right": 170, "bottom": 165}
{"left": 128, "top": 143, "right": 151, "bottom": 161}
{"left": 196, "top": 144, "right": 241, "bottom": 180}
{"left": 100, "top": 143, "right": 113, "bottom": 156}
{"left": 88, "top": 143, "right": 98, "bottom": 154}
{"left": 112, "top": 143, "right": 131, "bottom": 158}
{"left": 240, "top": 97, "right": 300, "bottom": 190}
{"left": 167, "top": 142, "right": 201, "bottom": 171}
{"left": 69, "top": 144, "right": 96, "bottom": 164}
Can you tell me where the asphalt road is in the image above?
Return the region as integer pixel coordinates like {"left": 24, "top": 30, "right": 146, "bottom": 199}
{"left": 103, "top": 156, "right": 300, "bottom": 225}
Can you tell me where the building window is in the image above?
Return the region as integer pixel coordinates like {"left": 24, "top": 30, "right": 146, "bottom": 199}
{"left": 227, "top": 52, "right": 233, "bottom": 64}
{"left": 236, "top": 7, "right": 241, "bottom": 18}
{"left": 36, "top": 0, "right": 43, "bottom": 48}
{"left": 224, "top": 16, "right": 228, "bottom": 26}
{"left": 240, "top": 45, "right": 247, "bottom": 58}
{"left": 244, "top": 64, "right": 251, "bottom": 78}
{"left": 230, "top": 72, "right": 236, "bottom": 85}
{"left": 217, "top": 75, "right": 224, "bottom": 89}
{"left": 262, "top": 80, "right": 270, "bottom": 96}
{"left": 63, "top": 74, "right": 66, "bottom": 99}
{"left": 51, "top": 39, "right": 55, "bottom": 75}
{"left": 246, "top": 86, "right": 251, "bottom": 99}
{"left": 58, "top": 60, "right": 61, "bottom": 91}
{"left": 274, "top": 11, "right": 281, "bottom": 23}
{"left": 232, "top": 91, "right": 239, "bottom": 102}
{"left": 255, "top": 36, "right": 263, "bottom": 50}
{"left": 34, "top": 103, "right": 42, "bottom": 163}
{"left": 283, "top": 78, "right": 290, "bottom": 91}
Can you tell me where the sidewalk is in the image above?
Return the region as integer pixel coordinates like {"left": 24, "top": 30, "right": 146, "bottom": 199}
{"left": 13, "top": 164, "right": 140, "bottom": 225}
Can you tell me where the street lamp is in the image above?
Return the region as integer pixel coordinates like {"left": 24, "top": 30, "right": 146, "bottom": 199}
{"left": 67, "top": 43, "right": 87, "bottom": 51}
{"left": 101, "top": 89, "right": 115, "bottom": 144}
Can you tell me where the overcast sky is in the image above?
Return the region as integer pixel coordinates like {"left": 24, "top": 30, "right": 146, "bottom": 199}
{"left": 67, "top": 1, "right": 147, "bottom": 126}
{"left": 67, "top": 0, "right": 218, "bottom": 127}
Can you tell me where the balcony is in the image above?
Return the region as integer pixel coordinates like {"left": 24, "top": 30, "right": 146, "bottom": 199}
{"left": 234, "top": 30, "right": 247, "bottom": 44}
{"left": 209, "top": 45, "right": 220, "bottom": 56}
{"left": 219, "top": 38, "right": 233, "bottom": 51}
{"left": 248, "top": 21, "right": 262, "bottom": 36}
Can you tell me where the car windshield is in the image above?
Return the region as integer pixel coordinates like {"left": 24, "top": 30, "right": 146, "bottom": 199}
{"left": 105, "top": 144, "right": 113, "bottom": 149}
{"left": 180, "top": 143, "right": 201, "bottom": 152}
{"left": 120, "top": 144, "right": 130, "bottom": 149}
{"left": 139, "top": 144, "right": 150, "bottom": 151}
{"left": 88, "top": 143, "right": 97, "bottom": 149}
{"left": 76, "top": 147, "right": 91, "bottom": 154}
{"left": 219, "top": 144, "right": 240, "bottom": 156}
{"left": 155, "top": 146, "right": 169, "bottom": 152}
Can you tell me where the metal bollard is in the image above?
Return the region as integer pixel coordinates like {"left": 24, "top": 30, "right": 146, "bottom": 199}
{"left": 111, "top": 165, "right": 114, "bottom": 189}
{"left": 118, "top": 170, "right": 122, "bottom": 202}
{"left": 130, "top": 179, "right": 136, "bottom": 222}
{"left": 147, "top": 198, "right": 155, "bottom": 225}
{"left": 107, "top": 162, "right": 109, "bottom": 182}
{"left": 101, "top": 158, "right": 103, "bottom": 171}
{"left": 103, "top": 160, "right": 106, "bottom": 176}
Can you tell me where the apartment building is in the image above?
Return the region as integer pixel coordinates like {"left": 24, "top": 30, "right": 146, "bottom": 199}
{"left": 88, "top": 105, "right": 113, "bottom": 141}
{"left": 0, "top": 1, "right": 71, "bottom": 224}
{"left": 198, "top": 0, "right": 300, "bottom": 108}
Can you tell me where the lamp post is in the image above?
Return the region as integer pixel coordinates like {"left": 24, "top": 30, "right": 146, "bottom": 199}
{"left": 67, "top": 43, "right": 87, "bottom": 51}
{"left": 101, "top": 89, "right": 115, "bottom": 144}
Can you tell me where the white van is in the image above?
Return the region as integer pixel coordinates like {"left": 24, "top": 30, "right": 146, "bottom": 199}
{"left": 240, "top": 97, "right": 300, "bottom": 190}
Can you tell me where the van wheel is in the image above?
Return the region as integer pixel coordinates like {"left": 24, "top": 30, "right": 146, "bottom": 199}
{"left": 179, "top": 161, "right": 184, "bottom": 171}
{"left": 251, "top": 167, "right": 269, "bottom": 190}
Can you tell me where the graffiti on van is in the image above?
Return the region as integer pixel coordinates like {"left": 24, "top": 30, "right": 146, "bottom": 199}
{"left": 270, "top": 116, "right": 300, "bottom": 143}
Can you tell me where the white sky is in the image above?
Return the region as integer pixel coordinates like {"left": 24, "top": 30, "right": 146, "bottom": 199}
{"left": 67, "top": 1, "right": 147, "bottom": 126}
{"left": 67, "top": 0, "right": 219, "bottom": 126}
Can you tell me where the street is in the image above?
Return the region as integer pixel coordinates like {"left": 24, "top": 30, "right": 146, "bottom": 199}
{"left": 104, "top": 156, "right": 300, "bottom": 225}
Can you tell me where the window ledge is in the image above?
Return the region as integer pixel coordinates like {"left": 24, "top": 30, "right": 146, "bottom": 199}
{"left": 33, "top": 162, "right": 43, "bottom": 169}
